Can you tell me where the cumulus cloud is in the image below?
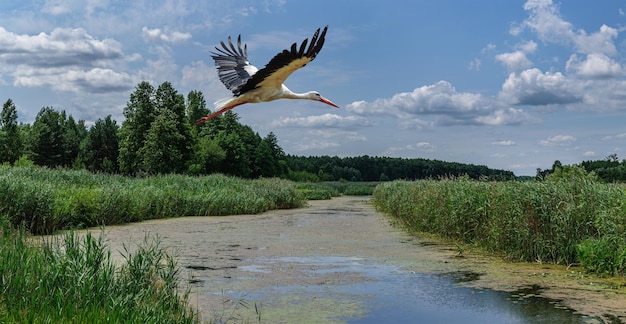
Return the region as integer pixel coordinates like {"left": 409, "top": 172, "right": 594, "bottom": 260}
{"left": 0, "top": 27, "right": 134, "bottom": 93}
{"left": 348, "top": 81, "right": 487, "bottom": 116}
{"left": 495, "top": 40, "right": 537, "bottom": 71}
{"left": 496, "top": 51, "right": 533, "bottom": 71}
{"left": 347, "top": 81, "right": 535, "bottom": 126}
{"left": 522, "top": 0, "right": 619, "bottom": 55}
{"left": 566, "top": 53, "right": 623, "bottom": 79}
{"left": 271, "top": 113, "right": 371, "bottom": 128}
{"left": 499, "top": 68, "right": 582, "bottom": 105}
{"left": 13, "top": 66, "right": 133, "bottom": 93}
{"left": 539, "top": 134, "right": 576, "bottom": 146}
{"left": 0, "top": 27, "right": 123, "bottom": 67}
{"left": 142, "top": 26, "right": 192, "bottom": 43}
{"left": 499, "top": 1, "right": 626, "bottom": 112}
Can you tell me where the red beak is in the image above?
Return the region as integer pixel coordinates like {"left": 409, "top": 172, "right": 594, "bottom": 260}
{"left": 320, "top": 96, "right": 339, "bottom": 108}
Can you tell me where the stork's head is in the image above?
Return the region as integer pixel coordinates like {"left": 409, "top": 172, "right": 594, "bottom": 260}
{"left": 309, "top": 91, "right": 339, "bottom": 108}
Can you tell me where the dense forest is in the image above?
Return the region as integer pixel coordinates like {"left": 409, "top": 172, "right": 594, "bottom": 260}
{"left": 0, "top": 81, "right": 517, "bottom": 181}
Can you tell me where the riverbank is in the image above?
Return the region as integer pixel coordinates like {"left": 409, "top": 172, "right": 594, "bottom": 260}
{"left": 75, "top": 196, "right": 626, "bottom": 323}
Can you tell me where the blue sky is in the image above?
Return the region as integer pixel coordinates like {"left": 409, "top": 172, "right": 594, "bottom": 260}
{"left": 2, "top": 1, "right": 626, "bottom": 176}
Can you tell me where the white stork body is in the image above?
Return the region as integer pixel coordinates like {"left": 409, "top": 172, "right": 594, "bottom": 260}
{"left": 194, "top": 26, "right": 339, "bottom": 125}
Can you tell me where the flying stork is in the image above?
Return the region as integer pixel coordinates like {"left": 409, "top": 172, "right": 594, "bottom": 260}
{"left": 194, "top": 26, "right": 339, "bottom": 125}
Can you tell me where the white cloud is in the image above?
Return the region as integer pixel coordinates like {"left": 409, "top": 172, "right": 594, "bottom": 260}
{"left": 583, "top": 151, "right": 596, "bottom": 157}
{"left": 468, "top": 58, "right": 481, "bottom": 71}
{"left": 522, "top": 0, "right": 619, "bottom": 55}
{"left": 0, "top": 27, "right": 134, "bottom": 93}
{"left": 13, "top": 66, "right": 133, "bottom": 93}
{"left": 519, "top": 40, "right": 538, "bottom": 53}
{"left": 416, "top": 142, "right": 434, "bottom": 149}
{"left": 539, "top": 134, "right": 576, "bottom": 146}
{"left": 271, "top": 113, "right": 371, "bottom": 128}
{"left": 474, "top": 108, "right": 536, "bottom": 125}
{"left": 42, "top": 0, "right": 72, "bottom": 15}
{"left": 492, "top": 140, "right": 516, "bottom": 146}
{"left": 482, "top": 43, "right": 496, "bottom": 53}
{"left": 0, "top": 27, "right": 123, "bottom": 67}
{"left": 386, "top": 142, "right": 436, "bottom": 154}
{"left": 495, "top": 40, "right": 536, "bottom": 72}
{"left": 348, "top": 81, "right": 536, "bottom": 126}
{"left": 397, "top": 117, "right": 434, "bottom": 130}
{"left": 496, "top": 51, "right": 533, "bottom": 71}
{"left": 499, "top": 68, "right": 582, "bottom": 105}
{"left": 566, "top": 53, "right": 623, "bottom": 79}
{"left": 238, "top": 6, "right": 258, "bottom": 16}
{"left": 142, "top": 26, "right": 192, "bottom": 43}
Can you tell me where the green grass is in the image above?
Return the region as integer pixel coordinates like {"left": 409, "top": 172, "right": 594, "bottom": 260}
{"left": 295, "top": 181, "right": 377, "bottom": 200}
{"left": 0, "top": 225, "right": 198, "bottom": 323}
{"left": 372, "top": 174, "right": 626, "bottom": 276}
{"left": 0, "top": 166, "right": 306, "bottom": 234}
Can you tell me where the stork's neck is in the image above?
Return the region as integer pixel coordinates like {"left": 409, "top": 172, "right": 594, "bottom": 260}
{"left": 282, "top": 86, "right": 317, "bottom": 100}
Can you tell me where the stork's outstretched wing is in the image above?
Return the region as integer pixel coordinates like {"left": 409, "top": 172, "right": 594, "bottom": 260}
{"left": 241, "top": 26, "right": 328, "bottom": 93}
{"left": 211, "top": 35, "right": 258, "bottom": 96}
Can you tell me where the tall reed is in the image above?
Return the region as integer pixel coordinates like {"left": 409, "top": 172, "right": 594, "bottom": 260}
{"left": 372, "top": 175, "right": 626, "bottom": 275}
{"left": 0, "top": 227, "right": 197, "bottom": 323}
{"left": 0, "top": 166, "right": 306, "bottom": 234}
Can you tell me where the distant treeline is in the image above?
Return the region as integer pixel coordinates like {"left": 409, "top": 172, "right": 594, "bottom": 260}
{"left": 285, "top": 155, "right": 516, "bottom": 181}
{"left": 1, "top": 81, "right": 514, "bottom": 181}
{"left": 537, "top": 154, "right": 626, "bottom": 183}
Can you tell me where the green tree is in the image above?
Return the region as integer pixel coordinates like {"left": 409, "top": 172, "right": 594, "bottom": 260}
{"left": 140, "top": 110, "right": 186, "bottom": 174}
{"left": 62, "top": 114, "right": 88, "bottom": 168}
{"left": 216, "top": 131, "right": 249, "bottom": 176}
{"left": 187, "top": 136, "right": 226, "bottom": 175}
{"left": 118, "top": 81, "right": 156, "bottom": 174}
{"left": 83, "top": 115, "right": 119, "bottom": 172}
{"left": 29, "top": 107, "right": 65, "bottom": 167}
{"left": 150, "top": 81, "right": 192, "bottom": 173}
{"left": 252, "top": 140, "right": 277, "bottom": 177}
{"left": 186, "top": 90, "right": 209, "bottom": 126}
{"left": 0, "top": 99, "right": 22, "bottom": 164}
{"left": 205, "top": 111, "right": 256, "bottom": 177}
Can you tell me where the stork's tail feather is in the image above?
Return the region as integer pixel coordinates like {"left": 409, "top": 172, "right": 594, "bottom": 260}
{"left": 214, "top": 97, "right": 233, "bottom": 110}
{"left": 193, "top": 98, "right": 244, "bottom": 125}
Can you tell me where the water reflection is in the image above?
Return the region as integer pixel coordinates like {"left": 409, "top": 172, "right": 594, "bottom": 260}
{"left": 235, "top": 256, "right": 601, "bottom": 323}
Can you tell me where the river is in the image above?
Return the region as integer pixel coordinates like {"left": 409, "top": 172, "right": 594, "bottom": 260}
{"left": 80, "top": 196, "right": 625, "bottom": 323}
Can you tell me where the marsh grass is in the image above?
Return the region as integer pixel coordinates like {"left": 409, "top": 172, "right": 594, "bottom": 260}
{"left": 372, "top": 175, "right": 626, "bottom": 276}
{"left": 295, "top": 181, "right": 377, "bottom": 200}
{"left": 0, "top": 227, "right": 197, "bottom": 323}
{"left": 0, "top": 166, "right": 305, "bottom": 234}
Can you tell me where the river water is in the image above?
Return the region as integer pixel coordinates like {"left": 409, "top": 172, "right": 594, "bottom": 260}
{"left": 84, "top": 196, "right": 620, "bottom": 323}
